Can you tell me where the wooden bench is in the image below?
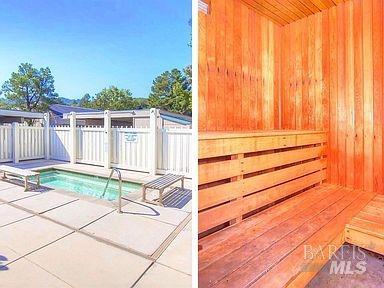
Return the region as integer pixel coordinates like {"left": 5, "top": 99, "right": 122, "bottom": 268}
{"left": 0, "top": 165, "right": 40, "bottom": 191}
{"left": 142, "top": 174, "right": 184, "bottom": 206}
{"left": 198, "top": 131, "right": 377, "bottom": 288}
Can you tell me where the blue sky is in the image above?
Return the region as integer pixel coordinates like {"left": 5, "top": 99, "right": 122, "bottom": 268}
{"left": 0, "top": 0, "right": 191, "bottom": 99}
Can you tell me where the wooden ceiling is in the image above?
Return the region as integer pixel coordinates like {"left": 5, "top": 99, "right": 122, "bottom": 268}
{"left": 241, "top": 0, "right": 346, "bottom": 26}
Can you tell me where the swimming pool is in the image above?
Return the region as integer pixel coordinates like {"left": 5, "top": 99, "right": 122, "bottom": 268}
{"left": 34, "top": 169, "right": 141, "bottom": 201}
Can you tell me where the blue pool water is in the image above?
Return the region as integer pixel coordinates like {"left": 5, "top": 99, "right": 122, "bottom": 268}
{"left": 34, "top": 169, "right": 141, "bottom": 201}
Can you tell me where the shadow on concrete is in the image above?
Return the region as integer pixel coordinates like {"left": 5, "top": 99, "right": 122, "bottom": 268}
{"left": 120, "top": 199, "right": 160, "bottom": 216}
{"left": 162, "top": 188, "right": 192, "bottom": 209}
{"left": 0, "top": 255, "right": 9, "bottom": 271}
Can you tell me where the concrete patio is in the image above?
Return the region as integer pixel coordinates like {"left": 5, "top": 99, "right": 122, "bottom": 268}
{"left": 0, "top": 160, "right": 192, "bottom": 287}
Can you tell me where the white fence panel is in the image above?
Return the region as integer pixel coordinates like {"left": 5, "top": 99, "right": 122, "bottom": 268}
{"left": 0, "top": 125, "right": 13, "bottom": 162}
{"left": 157, "top": 128, "right": 192, "bottom": 177}
{"left": 111, "top": 128, "right": 150, "bottom": 172}
{"left": 50, "top": 126, "right": 70, "bottom": 161}
{"left": 77, "top": 126, "right": 104, "bottom": 165}
{"left": 18, "top": 126, "right": 45, "bottom": 161}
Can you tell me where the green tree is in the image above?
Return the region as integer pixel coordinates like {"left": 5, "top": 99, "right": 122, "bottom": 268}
{"left": 1, "top": 63, "right": 59, "bottom": 112}
{"left": 148, "top": 66, "right": 192, "bottom": 115}
{"left": 78, "top": 93, "right": 92, "bottom": 107}
{"left": 133, "top": 98, "right": 149, "bottom": 109}
{"left": 90, "top": 86, "right": 135, "bottom": 110}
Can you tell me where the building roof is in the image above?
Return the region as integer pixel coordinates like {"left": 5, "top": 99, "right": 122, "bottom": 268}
{"left": 0, "top": 109, "right": 44, "bottom": 119}
{"left": 62, "top": 109, "right": 191, "bottom": 125}
{"left": 159, "top": 110, "right": 192, "bottom": 125}
{"left": 49, "top": 104, "right": 100, "bottom": 117}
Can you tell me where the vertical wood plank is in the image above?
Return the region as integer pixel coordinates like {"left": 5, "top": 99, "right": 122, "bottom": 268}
{"left": 353, "top": 0, "right": 364, "bottom": 190}
{"left": 302, "top": 18, "right": 309, "bottom": 130}
{"left": 294, "top": 20, "right": 303, "bottom": 130}
{"left": 274, "top": 24, "right": 281, "bottom": 129}
{"left": 281, "top": 26, "right": 289, "bottom": 129}
{"left": 248, "top": 10, "right": 257, "bottom": 130}
{"left": 215, "top": 0, "right": 226, "bottom": 131}
{"left": 267, "top": 21, "right": 275, "bottom": 129}
{"left": 255, "top": 13, "right": 263, "bottom": 129}
{"left": 233, "top": 0, "right": 242, "bottom": 131}
{"left": 262, "top": 17, "right": 270, "bottom": 129}
{"left": 225, "top": 0, "right": 235, "bottom": 131}
{"left": 372, "top": 0, "right": 383, "bottom": 193}
{"left": 198, "top": 12, "right": 207, "bottom": 132}
{"left": 322, "top": 9, "right": 330, "bottom": 181}
{"left": 337, "top": 3, "right": 346, "bottom": 186}
{"left": 329, "top": 6, "right": 339, "bottom": 185}
{"left": 206, "top": 0, "right": 217, "bottom": 131}
{"left": 241, "top": 4, "right": 249, "bottom": 130}
{"left": 308, "top": 15, "right": 316, "bottom": 129}
{"left": 315, "top": 13, "right": 323, "bottom": 131}
{"left": 362, "top": 0, "right": 374, "bottom": 192}
{"left": 345, "top": 0, "right": 355, "bottom": 188}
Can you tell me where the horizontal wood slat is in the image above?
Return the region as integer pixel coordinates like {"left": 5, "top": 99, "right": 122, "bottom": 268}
{"left": 199, "top": 180, "right": 243, "bottom": 211}
{"left": 243, "top": 159, "right": 326, "bottom": 196}
{"left": 242, "top": 169, "right": 326, "bottom": 213}
{"left": 199, "top": 131, "right": 327, "bottom": 235}
{"left": 199, "top": 145, "right": 326, "bottom": 185}
{"left": 199, "top": 200, "right": 243, "bottom": 234}
{"left": 199, "top": 131, "right": 325, "bottom": 158}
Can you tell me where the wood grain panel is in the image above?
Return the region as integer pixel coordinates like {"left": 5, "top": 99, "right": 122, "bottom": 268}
{"left": 279, "top": 0, "right": 384, "bottom": 194}
{"left": 199, "top": 0, "right": 384, "bottom": 193}
{"left": 198, "top": 0, "right": 282, "bottom": 132}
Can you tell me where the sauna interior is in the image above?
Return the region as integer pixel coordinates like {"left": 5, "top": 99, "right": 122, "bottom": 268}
{"left": 198, "top": 0, "right": 384, "bottom": 287}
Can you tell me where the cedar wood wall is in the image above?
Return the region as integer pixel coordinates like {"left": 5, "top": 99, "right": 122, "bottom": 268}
{"left": 198, "top": 0, "right": 384, "bottom": 194}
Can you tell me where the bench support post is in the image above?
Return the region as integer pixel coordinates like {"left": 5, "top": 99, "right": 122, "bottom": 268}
{"left": 24, "top": 176, "right": 28, "bottom": 191}
{"left": 230, "top": 153, "right": 244, "bottom": 225}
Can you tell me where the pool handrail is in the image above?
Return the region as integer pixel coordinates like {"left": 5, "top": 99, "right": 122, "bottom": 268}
{"left": 102, "top": 168, "right": 123, "bottom": 213}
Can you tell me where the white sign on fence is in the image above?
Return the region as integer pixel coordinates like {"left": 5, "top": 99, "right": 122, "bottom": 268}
{"left": 124, "top": 132, "right": 138, "bottom": 143}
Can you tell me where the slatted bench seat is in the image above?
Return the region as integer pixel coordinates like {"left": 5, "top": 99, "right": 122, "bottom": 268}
{"left": 142, "top": 173, "right": 184, "bottom": 206}
{"left": 198, "top": 131, "right": 377, "bottom": 288}
{"left": 0, "top": 165, "right": 40, "bottom": 191}
{"left": 345, "top": 194, "right": 384, "bottom": 256}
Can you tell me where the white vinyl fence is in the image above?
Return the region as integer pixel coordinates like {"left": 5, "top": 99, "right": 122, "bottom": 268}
{"left": 77, "top": 126, "right": 105, "bottom": 165}
{"left": 18, "top": 126, "right": 45, "bottom": 161}
{"left": 0, "top": 124, "right": 45, "bottom": 163}
{"left": 0, "top": 125, "right": 13, "bottom": 162}
{"left": 157, "top": 129, "right": 192, "bottom": 176}
{"left": 111, "top": 128, "right": 150, "bottom": 172}
{"left": 1, "top": 109, "right": 192, "bottom": 177}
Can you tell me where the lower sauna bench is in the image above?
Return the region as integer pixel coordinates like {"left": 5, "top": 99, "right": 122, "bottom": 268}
{"left": 198, "top": 131, "right": 380, "bottom": 288}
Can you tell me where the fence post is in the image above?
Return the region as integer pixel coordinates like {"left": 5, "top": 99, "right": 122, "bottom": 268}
{"left": 148, "top": 108, "right": 158, "bottom": 175}
{"left": 104, "top": 110, "right": 111, "bottom": 169}
{"left": 12, "top": 122, "right": 19, "bottom": 163}
{"left": 69, "top": 112, "right": 77, "bottom": 164}
{"left": 44, "top": 113, "right": 50, "bottom": 160}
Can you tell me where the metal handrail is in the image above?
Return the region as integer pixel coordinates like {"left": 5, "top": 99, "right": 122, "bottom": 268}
{"left": 101, "top": 168, "right": 123, "bottom": 213}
